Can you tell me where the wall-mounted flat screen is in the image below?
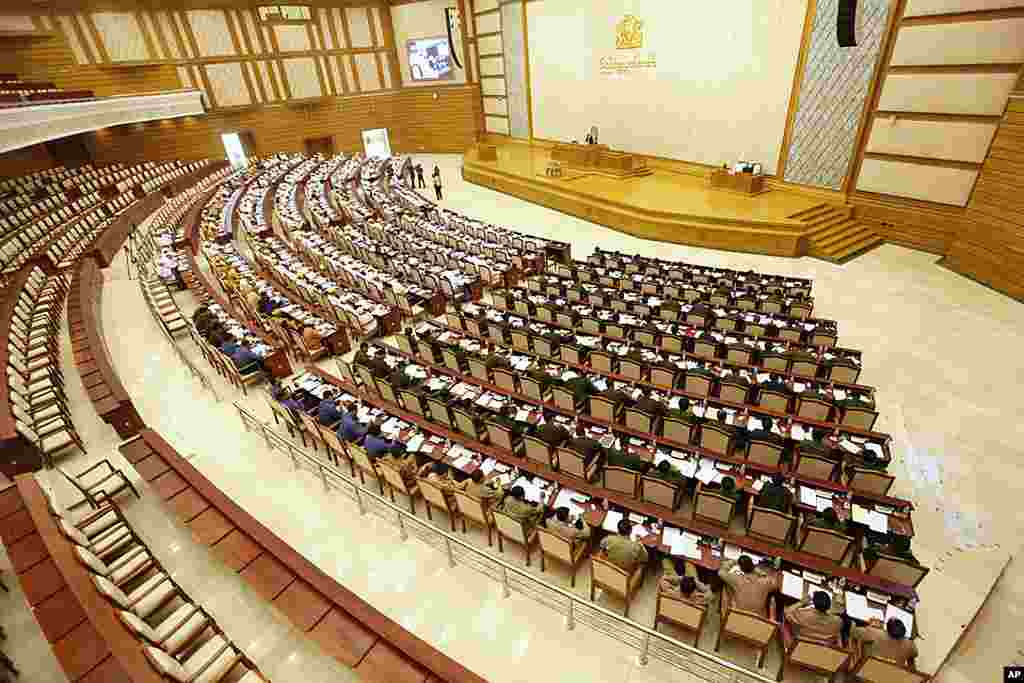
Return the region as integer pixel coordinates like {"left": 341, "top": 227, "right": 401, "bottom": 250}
{"left": 406, "top": 37, "right": 453, "bottom": 81}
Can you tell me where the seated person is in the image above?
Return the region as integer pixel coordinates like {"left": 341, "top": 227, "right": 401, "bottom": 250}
{"left": 806, "top": 506, "right": 849, "bottom": 534}
{"left": 230, "top": 343, "right": 264, "bottom": 374}
{"left": 491, "top": 404, "right": 524, "bottom": 435}
{"left": 746, "top": 416, "right": 786, "bottom": 445}
{"left": 280, "top": 390, "right": 304, "bottom": 415}
{"left": 219, "top": 336, "right": 241, "bottom": 356}
{"left": 601, "top": 384, "right": 634, "bottom": 411}
{"left": 544, "top": 506, "right": 590, "bottom": 544}
{"left": 785, "top": 591, "right": 843, "bottom": 645}
{"left": 462, "top": 469, "right": 501, "bottom": 511}
{"left": 599, "top": 519, "right": 648, "bottom": 573}
{"left": 717, "top": 555, "right": 780, "bottom": 616}
{"left": 364, "top": 421, "right": 406, "bottom": 460}
{"left": 245, "top": 288, "right": 260, "bottom": 312}
{"left": 258, "top": 292, "right": 277, "bottom": 315}
{"left": 606, "top": 447, "right": 648, "bottom": 473}
{"left": 704, "top": 475, "right": 739, "bottom": 502}
{"left": 338, "top": 401, "right": 368, "bottom": 442}
{"left": 317, "top": 389, "right": 344, "bottom": 426}
{"left": 564, "top": 374, "right": 596, "bottom": 403}
{"left": 301, "top": 325, "right": 322, "bottom": 354}
{"left": 418, "top": 462, "right": 460, "bottom": 497}
{"left": 484, "top": 342, "right": 510, "bottom": 370}
{"left": 496, "top": 486, "right": 543, "bottom": 530}
{"left": 635, "top": 392, "right": 667, "bottom": 418}
{"left": 646, "top": 459, "right": 686, "bottom": 484}
{"left": 760, "top": 374, "right": 792, "bottom": 397}
{"left": 388, "top": 363, "right": 414, "bottom": 389}
{"left": 852, "top": 617, "right": 918, "bottom": 668}
{"left": 868, "top": 532, "right": 918, "bottom": 563}
{"left": 526, "top": 365, "right": 553, "bottom": 394}
{"left": 354, "top": 342, "right": 373, "bottom": 368}
{"left": 566, "top": 423, "right": 604, "bottom": 465}
{"left": 368, "top": 350, "right": 391, "bottom": 379}
{"left": 756, "top": 473, "right": 792, "bottom": 513}
{"left": 269, "top": 379, "right": 287, "bottom": 400}
{"left": 535, "top": 418, "right": 571, "bottom": 448}
{"left": 377, "top": 445, "right": 418, "bottom": 486}
{"left": 660, "top": 558, "right": 712, "bottom": 605}
{"left": 192, "top": 305, "right": 211, "bottom": 325}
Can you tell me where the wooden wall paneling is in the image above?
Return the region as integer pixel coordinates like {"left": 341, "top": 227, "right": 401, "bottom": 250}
{"left": 308, "top": 25, "right": 330, "bottom": 95}
{"left": 777, "top": 0, "right": 817, "bottom": 178}
{"left": 81, "top": 13, "right": 111, "bottom": 64}
{"left": 168, "top": 11, "right": 192, "bottom": 60}
{"left": 337, "top": 8, "right": 360, "bottom": 90}
{"left": 364, "top": 6, "right": 387, "bottom": 89}
{"left": 376, "top": 2, "right": 403, "bottom": 88}
{"left": 845, "top": 0, "right": 908, "bottom": 193}
{"left": 68, "top": 14, "right": 98, "bottom": 64}
{"left": 457, "top": 0, "right": 475, "bottom": 84}
{"left": 133, "top": 11, "right": 158, "bottom": 62}
{"left": 148, "top": 11, "right": 172, "bottom": 61}
{"left": 264, "top": 22, "right": 292, "bottom": 100}
{"left": 222, "top": 9, "right": 243, "bottom": 56}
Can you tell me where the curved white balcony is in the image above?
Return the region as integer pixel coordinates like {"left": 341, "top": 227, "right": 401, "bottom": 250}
{"left": 0, "top": 89, "right": 205, "bottom": 154}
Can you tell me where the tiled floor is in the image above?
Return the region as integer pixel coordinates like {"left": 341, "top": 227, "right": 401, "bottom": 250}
{"left": 5, "top": 152, "right": 1023, "bottom": 683}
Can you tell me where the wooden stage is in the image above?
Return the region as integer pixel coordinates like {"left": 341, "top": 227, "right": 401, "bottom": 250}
{"left": 463, "top": 142, "right": 824, "bottom": 257}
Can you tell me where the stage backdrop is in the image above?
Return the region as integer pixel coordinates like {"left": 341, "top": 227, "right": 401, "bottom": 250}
{"left": 526, "top": 0, "right": 806, "bottom": 175}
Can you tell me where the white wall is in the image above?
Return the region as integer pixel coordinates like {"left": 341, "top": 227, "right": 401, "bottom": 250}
{"left": 526, "top": 0, "right": 805, "bottom": 173}
{"left": 391, "top": 0, "right": 467, "bottom": 88}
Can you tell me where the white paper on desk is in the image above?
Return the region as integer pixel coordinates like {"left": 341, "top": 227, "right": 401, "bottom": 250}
{"left": 451, "top": 454, "right": 473, "bottom": 470}
{"left": 602, "top": 510, "right": 624, "bottom": 534}
{"left": 791, "top": 423, "right": 807, "bottom": 441}
{"left": 845, "top": 592, "right": 875, "bottom": 621}
{"left": 515, "top": 409, "right": 531, "bottom": 423}
{"left": 867, "top": 590, "right": 890, "bottom": 605}
{"left": 839, "top": 439, "right": 861, "bottom": 454}
{"left": 746, "top": 417, "right": 764, "bottom": 432}
{"left": 630, "top": 525, "right": 650, "bottom": 542}
{"left": 803, "top": 571, "right": 824, "bottom": 585}
{"left": 724, "top": 544, "right": 742, "bottom": 561}
{"left": 696, "top": 466, "right": 719, "bottom": 485}
{"left": 885, "top": 605, "right": 914, "bottom": 634}
{"left": 800, "top": 486, "right": 818, "bottom": 507}
{"left": 816, "top": 497, "right": 833, "bottom": 512}
{"left": 833, "top": 389, "right": 847, "bottom": 401}
{"left": 669, "top": 396, "right": 681, "bottom": 410}
{"left": 752, "top": 478, "right": 766, "bottom": 493}
{"left": 757, "top": 373, "right": 771, "bottom": 384}
{"left": 852, "top": 504, "right": 871, "bottom": 525}
{"left": 406, "top": 435, "right": 424, "bottom": 453}
{"left": 662, "top": 527, "right": 682, "bottom": 546}
{"left": 692, "top": 405, "right": 705, "bottom": 418}
{"left": 479, "top": 458, "right": 498, "bottom": 475}
{"left": 868, "top": 511, "right": 889, "bottom": 534}
{"left": 679, "top": 460, "right": 698, "bottom": 478}
{"left": 554, "top": 488, "right": 586, "bottom": 511}
{"left": 864, "top": 442, "right": 884, "bottom": 458}
{"left": 475, "top": 394, "right": 491, "bottom": 407}
{"left": 782, "top": 572, "right": 805, "bottom": 600}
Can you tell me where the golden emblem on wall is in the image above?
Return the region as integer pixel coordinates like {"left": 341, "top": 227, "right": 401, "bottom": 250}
{"left": 615, "top": 14, "right": 644, "bottom": 50}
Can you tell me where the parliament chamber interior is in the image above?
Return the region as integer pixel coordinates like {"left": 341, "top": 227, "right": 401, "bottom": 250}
{"left": 0, "top": 1, "right": 1022, "bottom": 682}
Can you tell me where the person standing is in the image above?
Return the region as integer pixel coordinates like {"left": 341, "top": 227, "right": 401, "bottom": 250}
{"left": 432, "top": 165, "right": 443, "bottom": 201}
{"left": 406, "top": 161, "right": 416, "bottom": 187}
{"left": 415, "top": 163, "right": 426, "bottom": 189}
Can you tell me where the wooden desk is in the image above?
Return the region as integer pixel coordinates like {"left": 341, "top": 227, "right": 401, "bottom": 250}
{"left": 121, "top": 429, "right": 487, "bottom": 683}
{"left": 68, "top": 256, "right": 144, "bottom": 439}
{"left": 0, "top": 264, "right": 45, "bottom": 476}
{"left": 709, "top": 169, "right": 766, "bottom": 196}
{"left": 550, "top": 144, "right": 647, "bottom": 177}
{"left": 311, "top": 367, "right": 916, "bottom": 599}
{"left": 1, "top": 478, "right": 164, "bottom": 682}
{"left": 476, "top": 144, "right": 498, "bottom": 162}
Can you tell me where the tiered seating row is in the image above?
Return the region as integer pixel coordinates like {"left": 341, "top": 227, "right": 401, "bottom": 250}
{"left": 0, "top": 477, "right": 269, "bottom": 683}
{"left": 119, "top": 429, "right": 486, "bottom": 683}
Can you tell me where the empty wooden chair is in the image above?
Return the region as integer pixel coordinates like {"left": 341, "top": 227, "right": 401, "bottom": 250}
{"left": 602, "top": 466, "right": 640, "bottom": 497}
{"left": 715, "top": 607, "right": 779, "bottom": 671}
{"left": 492, "top": 509, "right": 540, "bottom": 566}
{"left": 452, "top": 489, "right": 494, "bottom": 545}
{"left": 778, "top": 633, "right": 852, "bottom": 683}
{"left": 746, "top": 505, "right": 796, "bottom": 546}
{"left": 719, "top": 379, "right": 750, "bottom": 403}
{"left": 589, "top": 396, "right": 622, "bottom": 424}
{"left": 555, "top": 447, "right": 601, "bottom": 482}
{"left": 746, "top": 439, "right": 784, "bottom": 469}
{"left": 847, "top": 468, "right": 895, "bottom": 496}
{"left": 698, "top": 423, "right": 733, "bottom": 455}
{"left": 640, "top": 476, "right": 681, "bottom": 511}
{"left": 536, "top": 526, "right": 589, "bottom": 587}
{"left": 649, "top": 366, "right": 677, "bottom": 390}
{"left": 418, "top": 477, "right": 460, "bottom": 531}
{"left": 427, "top": 397, "right": 455, "bottom": 428}
{"left": 60, "top": 460, "right": 139, "bottom": 508}
{"left": 828, "top": 362, "right": 861, "bottom": 384}
{"left": 849, "top": 655, "right": 929, "bottom": 683}
{"left": 863, "top": 552, "right": 929, "bottom": 588}
{"left": 758, "top": 389, "right": 790, "bottom": 412}
{"left": 523, "top": 435, "right": 553, "bottom": 468}
{"left": 654, "top": 590, "right": 708, "bottom": 646}
{"left": 492, "top": 368, "right": 518, "bottom": 393}
{"left": 683, "top": 372, "right": 713, "bottom": 396}
{"left": 842, "top": 406, "right": 879, "bottom": 430}
{"left": 623, "top": 407, "right": 655, "bottom": 434}
{"left": 590, "top": 350, "right": 615, "bottom": 374}
{"left": 552, "top": 385, "right": 583, "bottom": 412}
{"left": 662, "top": 416, "right": 693, "bottom": 446}
{"left": 794, "top": 451, "right": 838, "bottom": 481}
{"left": 797, "top": 524, "right": 855, "bottom": 564}
{"left": 693, "top": 483, "right": 735, "bottom": 528}
{"left": 399, "top": 389, "right": 425, "bottom": 416}
{"left": 486, "top": 421, "right": 522, "bottom": 454}
{"left": 797, "top": 396, "right": 832, "bottom": 422}
{"left": 590, "top": 556, "right": 644, "bottom": 617}
{"left": 377, "top": 462, "right": 420, "bottom": 514}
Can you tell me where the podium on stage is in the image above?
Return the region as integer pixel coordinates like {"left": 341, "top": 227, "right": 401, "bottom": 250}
{"left": 709, "top": 168, "right": 766, "bottom": 195}
{"left": 550, "top": 143, "right": 648, "bottom": 177}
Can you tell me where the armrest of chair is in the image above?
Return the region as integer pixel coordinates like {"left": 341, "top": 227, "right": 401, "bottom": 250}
{"left": 77, "top": 458, "right": 115, "bottom": 478}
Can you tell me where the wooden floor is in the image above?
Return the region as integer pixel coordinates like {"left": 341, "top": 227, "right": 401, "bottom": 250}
{"left": 463, "top": 142, "right": 826, "bottom": 256}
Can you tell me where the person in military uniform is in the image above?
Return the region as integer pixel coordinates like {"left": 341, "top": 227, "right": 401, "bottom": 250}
{"left": 852, "top": 618, "right": 918, "bottom": 668}
{"left": 545, "top": 506, "right": 590, "bottom": 544}
{"left": 567, "top": 423, "right": 604, "bottom": 465}
{"left": 756, "top": 473, "right": 792, "bottom": 513}
{"left": 717, "top": 555, "right": 779, "bottom": 617}
{"left": 497, "top": 486, "right": 543, "bottom": 531}
{"left": 659, "top": 558, "right": 712, "bottom": 605}
{"left": 536, "top": 418, "right": 571, "bottom": 448}
{"left": 599, "top": 518, "right": 648, "bottom": 572}
{"left": 806, "top": 507, "right": 849, "bottom": 535}
{"left": 785, "top": 591, "right": 843, "bottom": 645}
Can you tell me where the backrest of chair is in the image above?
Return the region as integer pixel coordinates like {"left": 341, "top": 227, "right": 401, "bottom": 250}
{"left": 685, "top": 374, "right": 712, "bottom": 396}
{"left": 746, "top": 440, "right": 783, "bottom": 468}
{"left": 695, "top": 488, "right": 734, "bottom": 526}
{"left": 719, "top": 381, "right": 748, "bottom": 403}
{"left": 852, "top": 656, "right": 929, "bottom": 683}
{"left": 486, "top": 422, "right": 515, "bottom": 451}
{"left": 798, "top": 525, "right": 853, "bottom": 563}
{"left": 662, "top": 417, "right": 692, "bottom": 446}
{"left": 399, "top": 390, "right": 423, "bottom": 415}
{"left": 560, "top": 344, "right": 581, "bottom": 364}
{"left": 493, "top": 369, "right": 517, "bottom": 392}
{"left": 762, "top": 355, "right": 788, "bottom": 371}
{"left": 453, "top": 491, "right": 487, "bottom": 525}
{"left": 791, "top": 360, "right": 819, "bottom": 378}
{"left": 788, "top": 639, "right": 850, "bottom": 674}
{"left": 618, "top": 359, "right": 641, "bottom": 381}
{"left": 829, "top": 364, "right": 860, "bottom": 384}
{"left": 641, "top": 477, "right": 677, "bottom": 509}
{"left": 848, "top": 468, "right": 895, "bottom": 496}
{"left": 418, "top": 477, "right": 449, "bottom": 509}
{"left": 299, "top": 412, "right": 323, "bottom": 441}
{"left": 520, "top": 376, "right": 543, "bottom": 400}
{"left": 658, "top": 593, "right": 705, "bottom": 631}
{"left": 722, "top": 608, "right": 777, "bottom": 646}
{"left": 812, "top": 332, "right": 837, "bottom": 348}
{"left": 591, "top": 351, "right": 613, "bottom": 373}
{"left": 427, "top": 397, "right": 453, "bottom": 426}
{"left": 603, "top": 467, "right": 639, "bottom": 497}
{"left": 589, "top": 396, "right": 616, "bottom": 423}
{"left": 591, "top": 556, "right": 628, "bottom": 595}
{"left": 795, "top": 452, "right": 837, "bottom": 481}
{"left": 759, "top": 390, "right": 790, "bottom": 412}
{"left": 511, "top": 330, "right": 530, "bottom": 351}
{"left": 337, "top": 359, "right": 360, "bottom": 387}
{"left": 523, "top": 436, "right": 552, "bottom": 467}
{"left": 375, "top": 379, "right": 398, "bottom": 405}
{"left": 624, "top": 408, "right": 652, "bottom": 433}
{"left": 843, "top": 406, "right": 878, "bottom": 430}
{"left": 660, "top": 334, "right": 683, "bottom": 352}
{"left": 650, "top": 367, "right": 675, "bottom": 389}
{"left": 868, "top": 554, "right": 929, "bottom": 588}
{"left": 493, "top": 509, "right": 528, "bottom": 544}
{"left": 581, "top": 317, "right": 601, "bottom": 334}
{"left": 453, "top": 409, "right": 478, "bottom": 438}
{"left": 377, "top": 463, "right": 410, "bottom": 494}
{"left": 467, "top": 357, "right": 490, "bottom": 382}
{"left": 537, "top": 527, "right": 573, "bottom": 563}
{"left": 356, "top": 365, "right": 377, "bottom": 394}
{"left": 699, "top": 424, "right": 732, "bottom": 455}
{"left": 747, "top": 506, "right": 794, "bottom": 545}
{"left": 465, "top": 318, "right": 483, "bottom": 338}
{"left": 692, "top": 339, "right": 716, "bottom": 358}
{"left": 556, "top": 448, "right": 587, "bottom": 478}
{"left": 798, "top": 397, "right": 831, "bottom": 421}
{"left": 348, "top": 442, "right": 375, "bottom": 474}
{"left": 442, "top": 348, "right": 461, "bottom": 372}
{"left": 552, "top": 386, "right": 576, "bottom": 411}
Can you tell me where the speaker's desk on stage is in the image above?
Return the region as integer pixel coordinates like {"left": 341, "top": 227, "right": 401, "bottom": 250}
{"left": 550, "top": 143, "right": 647, "bottom": 176}
{"left": 710, "top": 168, "right": 766, "bottom": 195}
